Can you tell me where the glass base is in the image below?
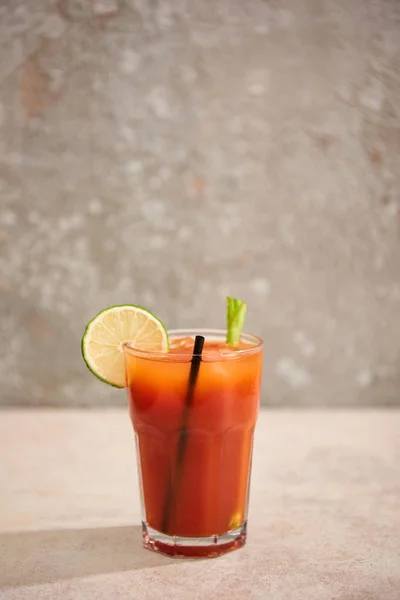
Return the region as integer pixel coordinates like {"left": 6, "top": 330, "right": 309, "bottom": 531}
{"left": 142, "top": 521, "right": 247, "bottom": 558}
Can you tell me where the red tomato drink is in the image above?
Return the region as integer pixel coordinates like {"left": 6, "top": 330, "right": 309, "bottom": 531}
{"left": 125, "top": 329, "right": 263, "bottom": 557}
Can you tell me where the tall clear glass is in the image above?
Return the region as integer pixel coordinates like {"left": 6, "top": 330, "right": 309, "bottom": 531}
{"left": 124, "top": 329, "right": 263, "bottom": 558}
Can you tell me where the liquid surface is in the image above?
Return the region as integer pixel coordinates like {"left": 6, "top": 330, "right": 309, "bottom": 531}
{"left": 126, "top": 337, "right": 263, "bottom": 537}
{"left": 168, "top": 336, "right": 256, "bottom": 357}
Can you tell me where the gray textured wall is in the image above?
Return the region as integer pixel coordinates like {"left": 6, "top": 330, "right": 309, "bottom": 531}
{"left": 1, "top": 0, "right": 400, "bottom": 407}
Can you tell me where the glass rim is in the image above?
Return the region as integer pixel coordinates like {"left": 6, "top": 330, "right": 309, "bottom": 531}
{"left": 123, "top": 328, "right": 264, "bottom": 360}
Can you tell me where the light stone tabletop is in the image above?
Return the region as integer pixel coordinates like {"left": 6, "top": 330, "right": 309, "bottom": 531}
{"left": 0, "top": 409, "right": 399, "bottom": 600}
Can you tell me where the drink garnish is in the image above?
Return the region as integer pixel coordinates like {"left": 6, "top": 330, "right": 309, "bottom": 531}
{"left": 226, "top": 297, "right": 247, "bottom": 345}
{"left": 81, "top": 305, "right": 168, "bottom": 388}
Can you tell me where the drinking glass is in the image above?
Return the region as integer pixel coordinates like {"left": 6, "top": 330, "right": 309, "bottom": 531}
{"left": 124, "top": 329, "right": 263, "bottom": 558}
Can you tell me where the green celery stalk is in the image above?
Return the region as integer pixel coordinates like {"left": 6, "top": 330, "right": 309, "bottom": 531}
{"left": 226, "top": 297, "right": 247, "bottom": 345}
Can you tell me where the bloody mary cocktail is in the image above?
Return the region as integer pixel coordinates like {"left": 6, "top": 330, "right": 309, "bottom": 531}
{"left": 124, "top": 329, "right": 263, "bottom": 558}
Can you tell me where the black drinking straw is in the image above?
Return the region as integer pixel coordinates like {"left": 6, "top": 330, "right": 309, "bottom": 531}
{"left": 162, "top": 335, "right": 205, "bottom": 533}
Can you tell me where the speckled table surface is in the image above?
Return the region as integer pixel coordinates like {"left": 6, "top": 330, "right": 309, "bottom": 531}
{"left": 0, "top": 409, "right": 399, "bottom": 600}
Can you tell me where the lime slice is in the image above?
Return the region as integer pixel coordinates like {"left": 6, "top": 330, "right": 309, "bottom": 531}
{"left": 81, "top": 305, "right": 169, "bottom": 388}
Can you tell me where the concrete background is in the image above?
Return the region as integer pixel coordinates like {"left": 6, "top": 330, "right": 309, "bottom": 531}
{"left": 0, "top": 0, "right": 399, "bottom": 407}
